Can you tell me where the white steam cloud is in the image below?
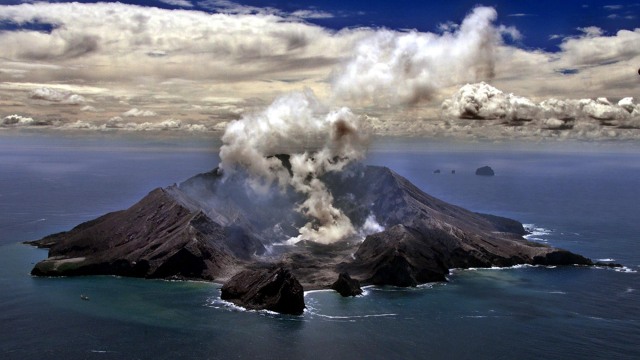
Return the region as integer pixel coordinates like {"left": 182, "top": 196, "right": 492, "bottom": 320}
{"left": 216, "top": 7, "right": 521, "bottom": 245}
{"left": 219, "top": 90, "right": 368, "bottom": 244}
{"left": 331, "top": 6, "right": 511, "bottom": 105}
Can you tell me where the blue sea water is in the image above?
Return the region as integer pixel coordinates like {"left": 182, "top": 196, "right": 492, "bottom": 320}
{"left": 0, "top": 131, "right": 638, "bottom": 359}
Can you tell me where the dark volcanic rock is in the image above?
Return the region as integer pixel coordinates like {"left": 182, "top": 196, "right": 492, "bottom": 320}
{"left": 532, "top": 250, "right": 592, "bottom": 266}
{"left": 29, "top": 188, "right": 242, "bottom": 280}
{"left": 343, "top": 225, "right": 448, "bottom": 286}
{"left": 331, "top": 272, "right": 363, "bottom": 297}
{"left": 28, "top": 163, "right": 606, "bottom": 290}
{"left": 221, "top": 267, "right": 305, "bottom": 315}
{"left": 475, "top": 166, "right": 495, "bottom": 176}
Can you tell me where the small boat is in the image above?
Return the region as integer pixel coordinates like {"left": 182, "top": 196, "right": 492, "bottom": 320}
{"left": 80, "top": 294, "right": 90, "bottom": 301}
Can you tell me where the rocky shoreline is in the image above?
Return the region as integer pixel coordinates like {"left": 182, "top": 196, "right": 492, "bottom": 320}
{"left": 26, "top": 164, "right": 616, "bottom": 314}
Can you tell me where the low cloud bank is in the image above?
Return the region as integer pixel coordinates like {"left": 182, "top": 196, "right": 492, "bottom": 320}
{"left": 1, "top": 115, "right": 210, "bottom": 132}
{"left": 2, "top": 114, "right": 37, "bottom": 126}
{"left": 437, "top": 82, "right": 640, "bottom": 140}
{"left": 443, "top": 82, "right": 639, "bottom": 124}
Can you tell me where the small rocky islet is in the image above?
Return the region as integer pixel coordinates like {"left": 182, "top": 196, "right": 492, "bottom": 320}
{"left": 26, "top": 159, "right": 616, "bottom": 314}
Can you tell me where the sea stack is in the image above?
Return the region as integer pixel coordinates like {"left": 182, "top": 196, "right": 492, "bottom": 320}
{"left": 476, "top": 166, "right": 495, "bottom": 176}
{"left": 220, "top": 267, "right": 305, "bottom": 315}
{"left": 331, "top": 272, "right": 363, "bottom": 297}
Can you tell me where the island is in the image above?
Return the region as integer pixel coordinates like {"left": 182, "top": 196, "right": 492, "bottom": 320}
{"left": 26, "top": 160, "right": 613, "bottom": 314}
{"left": 476, "top": 166, "right": 495, "bottom": 176}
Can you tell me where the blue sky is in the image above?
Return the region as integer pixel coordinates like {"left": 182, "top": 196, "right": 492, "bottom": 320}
{"left": 217, "top": 0, "right": 639, "bottom": 50}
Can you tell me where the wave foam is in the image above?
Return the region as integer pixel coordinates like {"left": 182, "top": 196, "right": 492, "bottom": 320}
{"left": 523, "top": 224, "right": 552, "bottom": 243}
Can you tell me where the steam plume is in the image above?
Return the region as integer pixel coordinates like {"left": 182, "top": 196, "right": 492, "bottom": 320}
{"left": 218, "top": 6, "right": 514, "bottom": 244}
{"left": 331, "top": 6, "right": 508, "bottom": 105}
{"left": 219, "top": 90, "right": 367, "bottom": 244}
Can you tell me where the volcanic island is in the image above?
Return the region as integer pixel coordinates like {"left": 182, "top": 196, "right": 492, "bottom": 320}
{"left": 26, "top": 156, "right": 616, "bottom": 315}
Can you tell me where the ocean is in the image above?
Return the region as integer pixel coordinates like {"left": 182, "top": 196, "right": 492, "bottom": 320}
{"left": 0, "top": 131, "right": 638, "bottom": 359}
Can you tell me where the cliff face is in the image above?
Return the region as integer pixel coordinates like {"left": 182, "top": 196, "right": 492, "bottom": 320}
{"left": 28, "top": 164, "right": 595, "bottom": 288}
{"left": 29, "top": 188, "right": 246, "bottom": 280}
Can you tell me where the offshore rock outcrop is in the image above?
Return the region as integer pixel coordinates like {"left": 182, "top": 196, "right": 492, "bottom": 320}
{"left": 27, "top": 163, "right": 604, "bottom": 312}
{"left": 221, "top": 267, "right": 305, "bottom": 315}
{"left": 475, "top": 166, "right": 495, "bottom": 176}
{"left": 331, "top": 272, "right": 363, "bottom": 297}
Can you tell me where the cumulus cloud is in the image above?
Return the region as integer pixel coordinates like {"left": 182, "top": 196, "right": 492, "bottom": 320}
{"left": 441, "top": 82, "right": 640, "bottom": 138}
{"left": 0, "top": 1, "right": 358, "bottom": 88}
{"left": 80, "top": 105, "right": 99, "bottom": 112}
{"left": 331, "top": 6, "right": 507, "bottom": 105}
{"left": 2, "top": 114, "right": 35, "bottom": 126}
{"left": 0, "top": 2, "right": 639, "bottom": 141}
{"left": 29, "top": 87, "right": 86, "bottom": 104}
{"left": 441, "top": 82, "right": 539, "bottom": 120}
{"left": 122, "top": 108, "right": 157, "bottom": 117}
{"left": 443, "top": 82, "right": 639, "bottom": 121}
{"left": 219, "top": 90, "right": 368, "bottom": 244}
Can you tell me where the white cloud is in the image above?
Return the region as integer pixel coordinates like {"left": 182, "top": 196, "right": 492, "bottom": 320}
{"left": 290, "top": 10, "right": 334, "bottom": 19}
{"left": 581, "top": 98, "right": 629, "bottom": 120}
{"left": 332, "top": 7, "right": 504, "bottom": 105}
{"left": 198, "top": 0, "right": 279, "bottom": 15}
{"left": 29, "top": 87, "right": 86, "bottom": 104}
{"left": 63, "top": 120, "right": 99, "bottom": 130}
{"left": 0, "top": 3, "right": 639, "bottom": 141}
{"left": 197, "top": 0, "right": 333, "bottom": 19}
{"left": 64, "top": 117, "right": 210, "bottom": 132}
{"left": 442, "top": 82, "right": 638, "bottom": 122}
{"left": 1, "top": 82, "right": 107, "bottom": 95}
{"left": 158, "top": 0, "right": 193, "bottom": 7}
{"left": 80, "top": 105, "right": 99, "bottom": 112}
{"left": 2, "top": 114, "right": 35, "bottom": 126}
{"left": 577, "top": 26, "right": 604, "bottom": 37}
{"left": 0, "top": 1, "right": 356, "bottom": 91}
{"left": 437, "top": 21, "right": 459, "bottom": 33}
{"left": 559, "top": 28, "right": 640, "bottom": 66}
{"left": 618, "top": 97, "right": 638, "bottom": 114}
{"left": 441, "top": 82, "right": 640, "bottom": 139}
{"left": 122, "top": 108, "right": 157, "bottom": 117}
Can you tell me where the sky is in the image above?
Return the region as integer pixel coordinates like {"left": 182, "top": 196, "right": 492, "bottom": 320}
{"left": 0, "top": 0, "right": 639, "bottom": 140}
